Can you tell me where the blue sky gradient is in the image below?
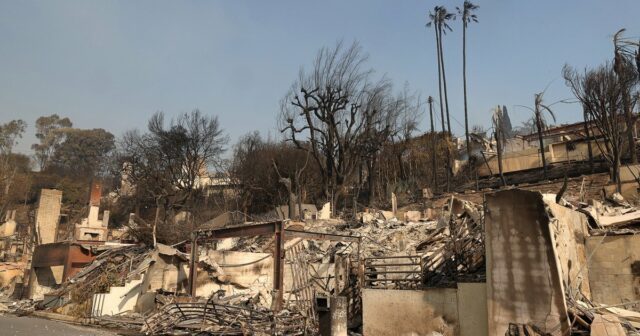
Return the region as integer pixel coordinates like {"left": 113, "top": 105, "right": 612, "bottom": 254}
{"left": 1, "top": 0, "right": 640, "bottom": 154}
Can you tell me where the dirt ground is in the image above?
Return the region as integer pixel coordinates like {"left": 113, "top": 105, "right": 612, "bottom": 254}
{"left": 0, "top": 315, "right": 118, "bottom": 336}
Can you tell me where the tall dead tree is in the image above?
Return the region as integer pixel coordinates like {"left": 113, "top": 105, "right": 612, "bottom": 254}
{"left": 281, "top": 41, "right": 412, "bottom": 211}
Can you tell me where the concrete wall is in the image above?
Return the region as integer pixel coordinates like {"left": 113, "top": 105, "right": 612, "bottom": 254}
{"left": 620, "top": 164, "right": 640, "bottom": 182}
{"left": 35, "top": 189, "right": 62, "bottom": 245}
{"left": 362, "top": 285, "right": 487, "bottom": 336}
{"left": 610, "top": 164, "right": 640, "bottom": 201}
{"left": 362, "top": 288, "right": 458, "bottom": 336}
{"left": 477, "top": 139, "right": 606, "bottom": 177}
{"left": 485, "top": 190, "right": 570, "bottom": 335}
{"left": 586, "top": 234, "right": 640, "bottom": 312}
{"left": 457, "top": 283, "right": 488, "bottom": 336}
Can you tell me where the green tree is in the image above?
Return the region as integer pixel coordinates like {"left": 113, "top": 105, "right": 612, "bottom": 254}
{"left": 31, "top": 114, "right": 72, "bottom": 171}
{"left": 51, "top": 128, "right": 115, "bottom": 178}
{"left": 0, "top": 119, "right": 26, "bottom": 156}
{"left": 0, "top": 119, "right": 28, "bottom": 215}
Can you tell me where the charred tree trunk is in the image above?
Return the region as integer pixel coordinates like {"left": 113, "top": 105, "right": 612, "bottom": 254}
{"left": 438, "top": 25, "right": 452, "bottom": 136}
{"left": 623, "top": 93, "right": 637, "bottom": 163}
{"left": 367, "top": 158, "right": 377, "bottom": 206}
{"left": 583, "top": 107, "right": 594, "bottom": 172}
{"left": 614, "top": 146, "right": 622, "bottom": 193}
{"left": 535, "top": 111, "right": 548, "bottom": 179}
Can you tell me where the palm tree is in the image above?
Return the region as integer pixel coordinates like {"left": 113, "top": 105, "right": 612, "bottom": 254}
{"left": 457, "top": 1, "right": 478, "bottom": 170}
{"left": 436, "top": 7, "right": 455, "bottom": 135}
{"left": 613, "top": 29, "right": 638, "bottom": 163}
{"left": 427, "top": 6, "right": 455, "bottom": 191}
{"left": 427, "top": 7, "right": 447, "bottom": 136}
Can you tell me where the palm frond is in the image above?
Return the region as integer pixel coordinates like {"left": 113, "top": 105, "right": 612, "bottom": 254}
{"left": 458, "top": 1, "right": 479, "bottom": 24}
{"left": 540, "top": 104, "right": 557, "bottom": 123}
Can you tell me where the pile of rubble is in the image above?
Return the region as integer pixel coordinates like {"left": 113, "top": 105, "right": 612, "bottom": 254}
{"left": 143, "top": 299, "right": 306, "bottom": 335}
{"left": 45, "top": 245, "right": 152, "bottom": 316}
{"left": 578, "top": 193, "right": 640, "bottom": 234}
{"left": 4, "top": 186, "right": 640, "bottom": 336}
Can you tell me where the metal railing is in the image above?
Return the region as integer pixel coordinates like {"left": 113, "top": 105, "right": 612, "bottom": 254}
{"left": 363, "top": 255, "right": 423, "bottom": 289}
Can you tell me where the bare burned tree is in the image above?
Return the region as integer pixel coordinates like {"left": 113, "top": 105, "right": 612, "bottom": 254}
{"left": 231, "top": 132, "right": 321, "bottom": 217}
{"left": 119, "top": 110, "right": 228, "bottom": 244}
{"left": 389, "top": 89, "right": 422, "bottom": 181}
{"left": 360, "top": 86, "right": 421, "bottom": 206}
{"left": 281, "top": 41, "right": 413, "bottom": 212}
{"left": 564, "top": 62, "right": 631, "bottom": 191}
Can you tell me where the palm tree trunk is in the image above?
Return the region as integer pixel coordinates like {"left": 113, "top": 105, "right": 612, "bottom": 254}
{"left": 438, "top": 25, "right": 452, "bottom": 136}
{"left": 435, "top": 28, "right": 446, "bottom": 134}
{"left": 462, "top": 23, "right": 472, "bottom": 176}
{"left": 429, "top": 98, "right": 438, "bottom": 192}
{"left": 434, "top": 26, "right": 450, "bottom": 191}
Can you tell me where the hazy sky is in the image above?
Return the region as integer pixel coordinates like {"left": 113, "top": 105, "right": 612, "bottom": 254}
{"left": 1, "top": 0, "right": 640, "bottom": 155}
